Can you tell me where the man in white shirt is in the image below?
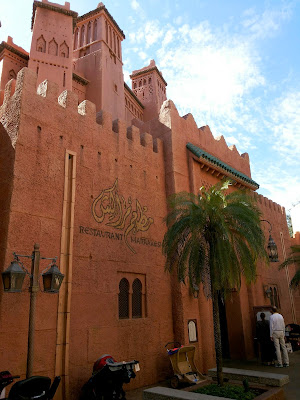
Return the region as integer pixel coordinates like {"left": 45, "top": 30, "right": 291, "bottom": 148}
{"left": 270, "top": 306, "right": 289, "bottom": 367}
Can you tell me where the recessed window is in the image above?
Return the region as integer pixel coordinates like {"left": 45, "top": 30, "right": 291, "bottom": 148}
{"left": 132, "top": 279, "right": 142, "bottom": 318}
{"left": 119, "top": 278, "right": 129, "bottom": 319}
{"left": 118, "top": 274, "right": 146, "bottom": 319}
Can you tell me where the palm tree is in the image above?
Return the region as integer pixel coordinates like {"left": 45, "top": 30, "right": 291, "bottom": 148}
{"left": 162, "top": 181, "right": 268, "bottom": 385}
{"left": 279, "top": 245, "right": 300, "bottom": 288}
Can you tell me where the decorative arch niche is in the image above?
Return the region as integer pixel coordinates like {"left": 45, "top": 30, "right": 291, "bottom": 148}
{"left": 48, "top": 38, "right": 58, "bottom": 56}
{"left": 60, "top": 41, "right": 69, "bottom": 58}
{"left": 36, "top": 35, "right": 46, "bottom": 53}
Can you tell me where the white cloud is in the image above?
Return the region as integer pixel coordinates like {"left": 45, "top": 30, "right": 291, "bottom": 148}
{"left": 255, "top": 166, "right": 300, "bottom": 212}
{"left": 174, "top": 16, "right": 183, "bottom": 25}
{"left": 162, "top": 27, "right": 177, "bottom": 47}
{"left": 130, "top": 0, "right": 145, "bottom": 19}
{"left": 122, "top": 2, "right": 297, "bottom": 214}
{"left": 269, "top": 91, "right": 300, "bottom": 161}
{"left": 128, "top": 20, "right": 163, "bottom": 48}
{"left": 225, "top": 136, "right": 238, "bottom": 145}
{"left": 138, "top": 51, "right": 148, "bottom": 60}
{"left": 157, "top": 20, "right": 264, "bottom": 129}
{"left": 290, "top": 204, "right": 300, "bottom": 233}
{"left": 131, "top": 0, "right": 140, "bottom": 11}
{"left": 241, "top": 4, "right": 292, "bottom": 39}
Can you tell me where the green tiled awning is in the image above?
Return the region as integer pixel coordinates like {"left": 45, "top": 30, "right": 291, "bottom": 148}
{"left": 187, "top": 142, "right": 259, "bottom": 189}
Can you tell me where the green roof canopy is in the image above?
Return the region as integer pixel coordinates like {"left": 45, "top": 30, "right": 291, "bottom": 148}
{"left": 186, "top": 142, "right": 259, "bottom": 189}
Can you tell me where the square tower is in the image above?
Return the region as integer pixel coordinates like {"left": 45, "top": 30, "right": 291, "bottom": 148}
{"left": 28, "top": 0, "right": 77, "bottom": 93}
{"left": 73, "top": 3, "right": 126, "bottom": 120}
{"left": 130, "top": 60, "right": 167, "bottom": 122}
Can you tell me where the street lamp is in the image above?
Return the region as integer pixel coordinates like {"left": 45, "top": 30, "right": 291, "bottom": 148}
{"left": 1, "top": 243, "right": 64, "bottom": 378}
{"left": 261, "top": 219, "right": 279, "bottom": 262}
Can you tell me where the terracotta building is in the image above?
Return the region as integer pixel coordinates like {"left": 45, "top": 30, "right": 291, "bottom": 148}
{"left": 0, "top": 1, "right": 299, "bottom": 399}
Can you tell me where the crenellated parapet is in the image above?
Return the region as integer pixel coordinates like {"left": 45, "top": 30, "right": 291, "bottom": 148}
{"left": 159, "top": 99, "right": 253, "bottom": 180}
{"left": 0, "top": 68, "right": 163, "bottom": 161}
{"left": 253, "top": 192, "right": 286, "bottom": 216}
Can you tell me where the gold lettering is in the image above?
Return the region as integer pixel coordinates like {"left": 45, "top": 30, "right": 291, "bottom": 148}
{"left": 92, "top": 179, "right": 154, "bottom": 253}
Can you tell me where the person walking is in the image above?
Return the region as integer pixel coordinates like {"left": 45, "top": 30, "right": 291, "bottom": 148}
{"left": 256, "top": 312, "right": 274, "bottom": 365}
{"left": 270, "top": 306, "right": 289, "bottom": 368}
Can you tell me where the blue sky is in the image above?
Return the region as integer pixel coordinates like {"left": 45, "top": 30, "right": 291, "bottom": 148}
{"left": 1, "top": 0, "right": 299, "bottom": 231}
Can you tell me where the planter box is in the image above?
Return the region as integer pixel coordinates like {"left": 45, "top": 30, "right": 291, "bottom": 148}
{"left": 143, "top": 381, "right": 286, "bottom": 400}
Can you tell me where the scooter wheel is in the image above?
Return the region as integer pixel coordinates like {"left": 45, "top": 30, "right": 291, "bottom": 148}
{"left": 170, "top": 375, "right": 179, "bottom": 389}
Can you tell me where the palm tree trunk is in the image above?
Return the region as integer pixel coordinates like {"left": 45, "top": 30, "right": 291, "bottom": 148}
{"left": 212, "top": 289, "right": 223, "bottom": 386}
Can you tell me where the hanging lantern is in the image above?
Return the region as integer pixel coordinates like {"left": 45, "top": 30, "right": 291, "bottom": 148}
{"left": 267, "top": 234, "right": 279, "bottom": 262}
{"left": 2, "top": 261, "right": 26, "bottom": 292}
{"left": 42, "top": 263, "right": 64, "bottom": 293}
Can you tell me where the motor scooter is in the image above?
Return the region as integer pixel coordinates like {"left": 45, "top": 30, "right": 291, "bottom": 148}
{"left": 0, "top": 370, "right": 61, "bottom": 400}
{"left": 80, "top": 355, "right": 139, "bottom": 400}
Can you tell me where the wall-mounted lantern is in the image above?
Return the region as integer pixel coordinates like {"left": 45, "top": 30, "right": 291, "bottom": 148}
{"left": 264, "top": 285, "right": 272, "bottom": 299}
{"left": 261, "top": 219, "right": 279, "bottom": 262}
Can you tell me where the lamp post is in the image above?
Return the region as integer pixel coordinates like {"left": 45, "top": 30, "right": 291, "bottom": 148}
{"left": 1, "top": 243, "right": 64, "bottom": 378}
{"left": 261, "top": 219, "right": 279, "bottom": 262}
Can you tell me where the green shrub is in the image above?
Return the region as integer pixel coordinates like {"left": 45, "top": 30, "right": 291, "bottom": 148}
{"left": 194, "top": 383, "right": 262, "bottom": 400}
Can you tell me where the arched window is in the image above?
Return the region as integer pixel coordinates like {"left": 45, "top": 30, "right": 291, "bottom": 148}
{"left": 80, "top": 25, "right": 85, "bottom": 47}
{"left": 109, "top": 25, "right": 112, "bottom": 48}
{"left": 74, "top": 28, "right": 79, "bottom": 49}
{"left": 132, "top": 279, "right": 142, "bottom": 318}
{"left": 113, "top": 31, "right": 116, "bottom": 53}
{"left": 94, "top": 20, "right": 98, "bottom": 41}
{"left": 119, "top": 278, "right": 129, "bottom": 319}
{"left": 87, "top": 21, "right": 92, "bottom": 44}
{"left": 117, "top": 37, "right": 120, "bottom": 58}
{"left": 105, "top": 21, "right": 108, "bottom": 43}
{"left": 8, "top": 69, "right": 16, "bottom": 80}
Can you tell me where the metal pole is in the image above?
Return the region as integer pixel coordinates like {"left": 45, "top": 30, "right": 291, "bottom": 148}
{"left": 26, "top": 243, "right": 40, "bottom": 378}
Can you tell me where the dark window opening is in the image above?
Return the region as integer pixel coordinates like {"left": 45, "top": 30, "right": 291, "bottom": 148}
{"left": 132, "top": 279, "right": 142, "bottom": 318}
{"left": 119, "top": 278, "right": 129, "bottom": 319}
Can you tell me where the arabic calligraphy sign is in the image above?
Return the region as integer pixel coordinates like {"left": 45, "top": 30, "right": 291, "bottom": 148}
{"left": 90, "top": 179, "right": 155, "bottom": 253}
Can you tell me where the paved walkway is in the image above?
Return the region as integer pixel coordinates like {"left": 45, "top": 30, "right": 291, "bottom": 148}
{"left": 125, "top": 350, "right": 300, "bottom": 400}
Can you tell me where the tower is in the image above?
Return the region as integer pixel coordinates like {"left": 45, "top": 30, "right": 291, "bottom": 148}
{"left": 0, "top": 37, "right": 29, "bottom": 104}
{"left": 73, "top": 3, "right": 126, "bottom": 120}
{"left": 28, "top": 0, "right": 77, "bottom": 93}
{"left": 130, "top": 60, "right": 167, "bottom": 122}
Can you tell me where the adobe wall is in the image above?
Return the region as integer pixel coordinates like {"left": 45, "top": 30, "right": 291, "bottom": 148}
{"left": 0, "top": 120, "right": 15, "bottom": 320}
{"left": 291, "top": 232, "right": 300, "bottom": 322}
{"left": 0, "top": 68, "right": 173, "bottom": 395}
{"left": 136, "top": 99, "right": 295, "bottom": 363}
{"left": 253, "top": 193, "right": 295, "bottom": 318}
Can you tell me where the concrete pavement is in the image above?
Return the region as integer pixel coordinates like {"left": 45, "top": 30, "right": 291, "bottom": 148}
{"left": 125, "top": 350, "right": 300, "bottom": 400}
